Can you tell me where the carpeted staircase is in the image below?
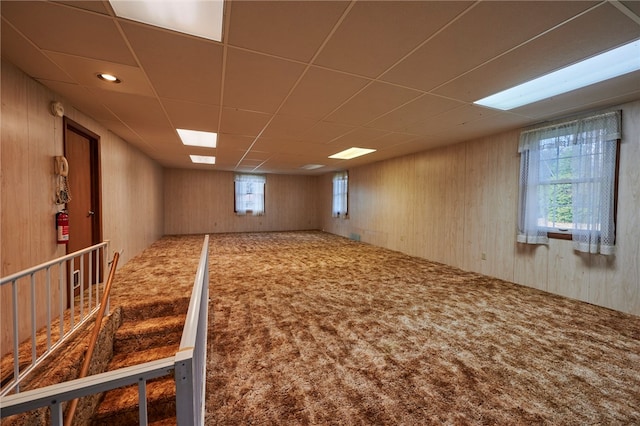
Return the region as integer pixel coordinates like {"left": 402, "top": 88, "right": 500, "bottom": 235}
{"left": 90, "top": 298, "right": 190, "bottom": 426}
{"left": 0, "top": 297, "right": 190, "bottom": 426}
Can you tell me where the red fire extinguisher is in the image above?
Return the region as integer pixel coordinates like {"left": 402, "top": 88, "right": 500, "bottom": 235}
{"left": 56, "top": 211, "right": 69, "bottom": 244}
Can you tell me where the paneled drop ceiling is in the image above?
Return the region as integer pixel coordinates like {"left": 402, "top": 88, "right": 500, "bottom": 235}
{"left": 2, "top": 1, "right": 640, "bottom": 174}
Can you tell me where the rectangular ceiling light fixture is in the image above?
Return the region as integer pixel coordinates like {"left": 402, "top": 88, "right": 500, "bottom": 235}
{"left": 177, "top": 129, "right": 217, "bottom": 148}
{"left": 190, "top": 155, "right": 216, "bottom": 164}
{"left": 301, "top": 164, "right": 325, "bottom": 170}
{"left": 329, "top": 147, "right": 376, "bottom": 160}
{"left": 109, "top": 0, "right": 224, "bottom": 42}
{"left": 474, "top": 39, "right": 640, "bottom": 110}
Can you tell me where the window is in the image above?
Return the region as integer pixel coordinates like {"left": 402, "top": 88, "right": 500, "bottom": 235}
{"left": 332, "top": 171, "right": 348, "bottom": 217}
{"left": 517, "top": 110, "right": 620, "bottom": 255}
{"left": 234, "top": 174, "right": 265, "bottom": 215}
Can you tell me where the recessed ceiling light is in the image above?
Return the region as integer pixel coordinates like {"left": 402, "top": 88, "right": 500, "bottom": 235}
{"left": 329, "top": 147, "right": 376, "bottom": 160}
{"left": 301, "top": 164, "right": 325, "bottom": 170}
{"left": 190, "top": 155, "right": 216, "bottom": 164}
{"left": 474, "top": 39, "right": 640, "bottom": 110}
{"left": 109, "top": 0, "right": 224, "bottom": 42}
{"left": 97, "top": 73, "right": 121, "bottom": 83}
{"left": 177, "top": 129, "right": 217, "bottom": 148}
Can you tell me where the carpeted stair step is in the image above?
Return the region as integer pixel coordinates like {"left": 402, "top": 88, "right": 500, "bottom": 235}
{"left": 149, "top": 419, "right": 177, "bottom": 426}
{"left": 108, "top": 344, "right": 179, "bottom": 371}
{"left": 121, "top": 298, "right": 190, "bottom": 323}
{"left": 91, "top": 376, "right": 176, "bottom": 425}
{"left": 113, "top": 314, "right": 186, "bottom": 354}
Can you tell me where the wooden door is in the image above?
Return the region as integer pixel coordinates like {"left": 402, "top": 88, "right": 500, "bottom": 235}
{"left": 64, "top": 119, "right": 101, "bottom": 303}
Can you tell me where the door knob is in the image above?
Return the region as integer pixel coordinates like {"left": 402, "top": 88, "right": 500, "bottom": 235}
{"left": 87, "top": 210, "right": 95, "bottom": 217}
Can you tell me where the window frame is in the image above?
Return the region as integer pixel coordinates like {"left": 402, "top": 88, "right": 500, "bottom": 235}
{"left": 544, "top": 139, "right": 620, "bottom": 240}
{"left": 332, "top": 171, "right": 349, "bottom": 218}
{"left": 517, "top": 110, "right": 621, "bottom": 252}
{"left": 234, "top": 173, "right": 266, "bottom": 215}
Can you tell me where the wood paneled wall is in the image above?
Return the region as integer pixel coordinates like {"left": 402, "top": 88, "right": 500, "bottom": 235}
{"left": 164, "top": 168, "right": 319, "bottom": 234}
{"left": 321, "top": 100, "right": 640, "bottom": 316}
{"left": 1, "top": 60, "right": 164, "bottom": 356}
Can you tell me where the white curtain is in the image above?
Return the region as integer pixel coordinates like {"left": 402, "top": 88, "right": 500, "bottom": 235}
{"left": 332, "top": 171, "right": 348, "bottom": 217}
{"left": 234, "top": 174, "right": 265, "bottom": 215}
{"left": 517, "top": 110, "right": 620, "bottom": 255}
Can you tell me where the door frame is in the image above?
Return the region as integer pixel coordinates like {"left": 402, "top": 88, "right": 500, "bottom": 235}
{"left": 63, "top": 117, "right": 103, "bottom": 251}
{"left": 63, "top": 118, "right": 102, "bottom": 306}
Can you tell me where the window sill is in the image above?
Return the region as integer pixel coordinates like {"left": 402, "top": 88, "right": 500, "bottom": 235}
{"left": 548, "top": 232, "right": 572, "bottom": 240}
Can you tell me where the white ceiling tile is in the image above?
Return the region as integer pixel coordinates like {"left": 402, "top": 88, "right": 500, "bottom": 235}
{"left": 300, "top": 121, "right": 355, "bottom": 144}
{"left": 224, "top": 48, "right": 306, "bottom": 113}
{"left": 162, "top": 99, "right": 220, "bottom": 133}
{"left": 329, "top": 128, "right": 389, "bottom": 150}
{"left": 366, "top": 94, "right": 464, "bottom": 132}
{"left": 220, "top": 108, "right": 271, "bottom": 136}
{"left": 279, "top": 67, "right": 370, "bottom": 119}
{"left": 381, "top": 1, "right": 600, "bottom": 91}
{"left": 1, "top": 22, "right": 74, "bottom": 83}
{"left": 228, "top": 1, "right": 348, "bottom": 62}
{"left": 218, "top": 135, "right": 256, "bottom": 152}
{"left": 315, "top": 1, "right": 474, "bottom": 78}
{"left": 510, "top": 71, "right": 640, "bottom": 120}
{"left": 325, "top": 82, "right": 422, "bottom": 126}
{"left": 120, "top": 22, "right": 223, "bottom": 105}
{"left": 403, "top": 104, "right": 501, "bottom": 136}
{"left": 44, "top": 51, "right": 154, "bottom": 97}
{"left": 1, "top": 1, "right": 136, "bottom": 65}
{"left": 434, "top": 3, "right": 640, "bottom": 102}
{"left": 261, "top": 115, "right": 318, "bottom": 140}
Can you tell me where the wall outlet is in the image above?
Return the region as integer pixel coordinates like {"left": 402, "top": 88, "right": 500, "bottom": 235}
{"left": 481, "top": 253, "right": 487, "bottom": 260}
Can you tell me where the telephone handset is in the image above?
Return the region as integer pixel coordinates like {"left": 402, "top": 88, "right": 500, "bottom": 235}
{"left": 54, "top": 156, "right": 69, "bottom": 177}
{"left": 54, "top": 156, "right": 71, "bottom": 205}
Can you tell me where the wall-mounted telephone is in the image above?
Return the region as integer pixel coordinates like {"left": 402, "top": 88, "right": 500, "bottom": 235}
{"left": 55, "top": 156, "right": 71, "bottom": 205}
{"left": 54, "top": 156, "right": 69, "bottom": 177}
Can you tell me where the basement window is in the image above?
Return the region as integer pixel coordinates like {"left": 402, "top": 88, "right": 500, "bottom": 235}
{"left": 234, "top": 174, "right": 265, "bottom": 215}
{"left": 332, "top": 171, "right": 348, "bottom": 218}
{"left": 517, "top": 110, "right": 621, "bottom": 255}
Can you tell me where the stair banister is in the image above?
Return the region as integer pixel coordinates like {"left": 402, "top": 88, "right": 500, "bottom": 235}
{"left": 63, "top": 251, "right": 120, "bottom": 426}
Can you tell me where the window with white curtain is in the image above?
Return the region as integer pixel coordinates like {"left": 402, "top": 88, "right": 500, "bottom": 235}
{"left": 517, "top": 110, "right": 621, "bottom": 255}
{"left": 234, "top": 174, "right": 266, "bottom": 215}
{"left": 332, "top": 171, "right": 348, "bottom": 217}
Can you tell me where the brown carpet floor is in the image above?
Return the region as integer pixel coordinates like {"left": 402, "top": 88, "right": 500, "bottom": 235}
{"left": 108, "top": 231, "right": 640, "bottom": 425}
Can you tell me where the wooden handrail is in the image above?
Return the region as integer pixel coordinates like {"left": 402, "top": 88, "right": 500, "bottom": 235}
{"left": 64, "top": 251, "right": 120, "bottom": 426}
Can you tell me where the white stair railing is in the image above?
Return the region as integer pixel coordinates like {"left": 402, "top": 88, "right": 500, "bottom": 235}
{"left": 1, "top": 242, "right": 109, "bottom": 397}
{"left": 0, "top": 235, "right": 210, "bottom": 426}
{"left": 175, "top": 234, "right": 210, "bottom": 425}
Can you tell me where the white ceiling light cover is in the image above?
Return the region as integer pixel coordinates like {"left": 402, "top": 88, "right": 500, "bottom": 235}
{"left": 177, "top": 128, "right": 218, "bottom": 148}
{"left": 190, "top": 155, "right": 216, "bottom": 164}
{"left": 109, "top": 0, "right": 224, "bottom": 42}
{"left": 329, "top": 147, "right": 376, "bottom": 160}
{"left": 474, "top": 39, "right": 640, "bottom": 110}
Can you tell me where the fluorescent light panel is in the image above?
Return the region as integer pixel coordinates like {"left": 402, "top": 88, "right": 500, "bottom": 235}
{"left": 301, "top": 164, "right": 325, "bottom": 170}
{"left": 474, "top": 39, "right": 640, "bottom": 110}
{"left": 177, "top": 129, "right": 217, "bottom": 148}
{"left": 190, "top": 155, "right": 215, "bottom": 164}
{"left": 329, "top": 147, "right": 376, "bottom": 160}
{"left": 109, "top": 0, "right": 224, "bottom": 42}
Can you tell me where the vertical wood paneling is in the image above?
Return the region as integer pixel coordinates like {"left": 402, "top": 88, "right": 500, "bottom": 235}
{"left": 319, "top": 99, "right": 640, "bottom": 316}
{"left": 546, "top": 239, "right": 589, "bottom": 301}
{"left": 514, "top": 244, "right": 549, "bottom": 291}
{"left": 1, "top": 61, "right": 31, "bottom": 356}
{"left": 1, "top": 60, "right": 164, "bottom": 356}
{"left": 462, "top": 136, "right": 491, "bottom": 274}
{"left": 602, "top": 101, "right": 640, "bottom": 313}
{"left": 163, "top": 169, "right": 320, "bottom": 234}
{"left": 486, "top": 131, "right": 519, "bottom": 282}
